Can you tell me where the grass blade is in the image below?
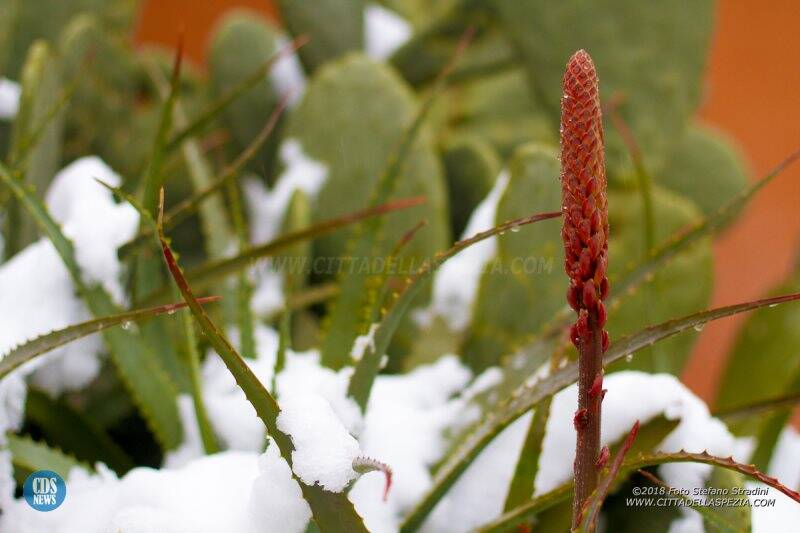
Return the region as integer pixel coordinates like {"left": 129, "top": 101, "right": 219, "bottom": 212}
{"left": 400, "top": 291, "right": 800, "bottom": 531}
{"left": 156, "top": 191, "right": 368, "bottom": 532}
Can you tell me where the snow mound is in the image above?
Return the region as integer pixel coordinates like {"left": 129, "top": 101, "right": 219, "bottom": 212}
{"left": 278, "top": 393, "right": 361, "bottom": 492}
{"left": 423, "top": 371, "right": 750, "bottom": 532}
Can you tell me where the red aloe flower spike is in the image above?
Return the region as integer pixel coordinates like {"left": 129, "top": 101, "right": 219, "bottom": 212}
{"left": 560, "top": 49, "right": 610, "bottom": 530}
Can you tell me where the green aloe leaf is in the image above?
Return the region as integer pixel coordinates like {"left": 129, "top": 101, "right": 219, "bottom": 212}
{"left": 208, "top": 11, "right": 284, "bottom": 179}
{"left": 124, "top": 93, "right": 290, "bottom": 257}
{"left": 400, "top": 291, "right": 800, "bottom": 531}
{"left": 7, "top": 434, "right": 90, "bottom": 480}
{"left": 622, "top": 451, "right": 800, "bottom": 504}
{"left": 348, "top": 210, "right": 561, "bottom": 411}
{"left": 277, "top": 0, "right": 364, "bottom": 72}
{"left": 492, "top": 0, "right": 714, "bottom": 174}
{"left": 576, "top": 422, "right": 640, "bottom": 533}
{"left": 716, "top": 274, "right": 800, "bottom": 430}
{"left": 170, "top": 34, "right": 303, "bottom": 154}
{"left": 0, "top": 163, "right": 183, "bottom": 451}
{"left": 502, "top": 398, "right": 551, "bottom": 514}
{"left": 25, "top": 389, "right": 135, "bottom": 474}
{"left": 142, "top": 196, "right": 425, "bottom": 304}
{"left": 479, "top": 415, "right": 679, "bottom": 532}
{"left": 0, "top": 297, "right": 217, "bottom": 380}
{"left": 157, "top": 196, "right": 369, "bottom": 532}
{"left": 4, "top": 40, "right": 64, "bottom": 255}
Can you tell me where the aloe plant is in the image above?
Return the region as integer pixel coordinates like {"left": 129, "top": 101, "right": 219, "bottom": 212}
{"left": 0, "top": 1, "right": 798, "bottom": 532}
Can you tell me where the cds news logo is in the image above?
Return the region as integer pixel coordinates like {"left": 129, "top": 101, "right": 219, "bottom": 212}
{"left": 23, "top": 470, "right": 66, "bottom": 512}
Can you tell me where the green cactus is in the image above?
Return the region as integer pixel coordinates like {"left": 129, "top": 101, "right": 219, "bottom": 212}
{"left": 0, "top": 0, "right": 136, "bottom": 77}
{"left": 657, "top": 124, "right": 750, "bottom": 217}
{"left": 277, "top": 0, "right": 365, "bottom": 73}
{"left": 441, "top": 135, "right": 499, "bottom": 237}
{"left": 606, "top": 186, "right": 713, "bottom": 374}
{"left": 209, "top": 10, "right": 284, "bottom": 182}
{"left": 289, "top": 53, "right": 450, "bottom": 270}
{"left": 492, "top": 0, "right": 714, "bottom": 176}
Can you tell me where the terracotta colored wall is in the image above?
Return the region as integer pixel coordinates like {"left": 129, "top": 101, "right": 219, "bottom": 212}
{"left": 135, "top": 1, "right": 800, "bottom": 406}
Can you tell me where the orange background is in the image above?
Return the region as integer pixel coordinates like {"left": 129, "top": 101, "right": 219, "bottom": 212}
{"left": 134, "top": 0, "right": 800, "bottom": 407}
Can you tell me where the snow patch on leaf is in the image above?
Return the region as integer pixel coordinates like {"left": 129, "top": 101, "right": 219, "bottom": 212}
{"left": 277, "top": 393, "right": 361, "bottom": 492}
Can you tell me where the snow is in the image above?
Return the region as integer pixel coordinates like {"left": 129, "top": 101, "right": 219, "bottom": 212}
{"left": 45, "top": 156, "right": 139, "bottom": 304}
{"left": 423, "top": 371, "right": 749, "bottom": 532}
{"left": 164, "top": 321, "right": 480, "bottom": 532}
{"left": 350, "top": 323, "right": 379, "bottom": 362}
{"left": 416, "top": 171, "right": 510, "bottom": 331}
{"left": 244, "top": 139, "right": 328, "bottom": 246}
{"left": 244, "top": 139, "right": 327, "bottom": 318}
{"left": 0, "top": 157, "right": 136, "bottom": 506}
{"left": 0, "top": 78, "right": 20, "bottom": 119}
{"left": 747, "top": 425, "right": 800, "bottom": 532}
{"left": 277, "top": 393, "right": 361, "bottom": 492}
{"left": 2, "top": 451, "right": 300, "bottom": 533}
{"left": 249, "top": 439, "right": 312, "bottom": 533}
{"left": 0, "top": 240, "right": 101, "bottom": 396}
{"left": 0, "top": 157, "right": 137, "bottom": 396}
{"left": 365, "top": 4, "right": 412, "bottom": 60}
{"left": 768, "top": 425, "right": 800, "bottom": 490}
{"left": 749, "top": 481, "right": 800, "bottom": 533}
{"left": 269, "top": 37, "right": 306, "bottom": 108}
{"left": 351, "top": 356, "right": 476, "bottom": 532}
